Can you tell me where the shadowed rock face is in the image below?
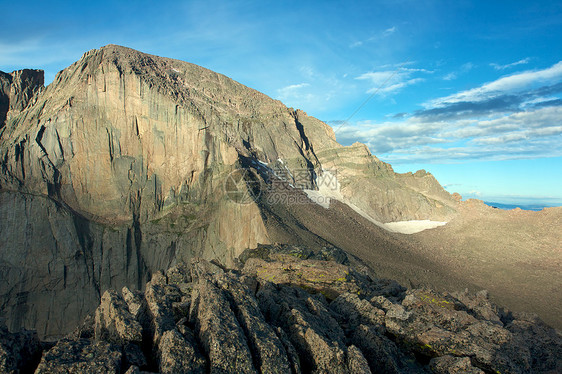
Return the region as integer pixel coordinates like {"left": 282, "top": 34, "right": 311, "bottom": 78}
{"left": 0, "top": 69, "right": 44, "bottom": 128}
{"left": 4, "top": 246, "right": 560, "bottom": 374}
{"left": 0, "top": 45, "right": 457, "bottom": 338}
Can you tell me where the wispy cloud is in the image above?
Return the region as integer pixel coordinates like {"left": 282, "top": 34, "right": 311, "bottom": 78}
{"left": 356, "top": 66, "right": 430, "bottom": 95}
{"left": 427, "top": 61, "right": 562, "bottom": 112}
{"left": 490, "top": 58, "right": 530, "bottom": 70}
{"left": 442, "top": 62, "right": 474, "bottom": 81}
{"left": 276, "top": 83, "right": 312, "bottom": 102}
{"left": 274, "top": 65, "right": 352, "bottom": 112}
{"left": 337, "top": 62, "right": 562, "bottom": 164}
{"left": 382, "top": 26, "right": 396, "bottom": 37}
{"left": 349, "top": 26, "right": 397, "bottom": 48}
{"left": 443, "top": 72, "right": 457, "bottom": 81}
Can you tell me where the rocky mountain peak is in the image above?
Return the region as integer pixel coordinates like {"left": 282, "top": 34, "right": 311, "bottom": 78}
{"left": 0, "top": 46, "right": 460, "bottom": 339}
{"left": 0, "top": 68, "right": 44, "bottom": 128}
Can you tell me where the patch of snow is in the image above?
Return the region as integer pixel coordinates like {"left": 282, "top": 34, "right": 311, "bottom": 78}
{"left": 303, "top": 170, "right": 340, "bottom": 209}
{"left": 383, "top": 220, "right": 447, "bottom": 234}
{"left": 304, "top": 190, "right": 331, "bottom": 208}
{"left": 304, "top": 169, "right": 448, "bottom": 233}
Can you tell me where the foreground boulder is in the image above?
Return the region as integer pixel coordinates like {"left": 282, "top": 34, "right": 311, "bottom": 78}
{"left": 7, "top": 244, "right": 562, "bottom": 373}
{"left": 0, "top": 321, "right": 41, "bottom": 373}
{"left": 34, "top": 339, "right": 122, "bottom": 373}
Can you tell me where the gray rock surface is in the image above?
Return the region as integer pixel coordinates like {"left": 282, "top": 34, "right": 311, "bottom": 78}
{"left": 0, "top": 68, "right": 44, "bottom": 128}
{"left": 94, "top": 289, "right": 143, "bottom": 345}
{"left": 0, "top": 249, "right": 560, "bottom": 373}
{"left": 158, "top": 328, "right": 205, "bottom": 374}
{"left": 429, "top": 355, "right": 484, "bottom": 374}
{"left": 34, "top": 339, "right": 122, "bottom": 373}
{"left": 0, "top": 321, "right": 41, "bottom": 373}
{"left": 189, "top": 277, "right": 257, "bottom": 373}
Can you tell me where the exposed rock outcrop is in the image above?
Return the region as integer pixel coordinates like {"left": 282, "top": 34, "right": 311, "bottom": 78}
{"left": 0, "top": 320, "right": 42, "bottom": 373}
{"left": 0, "top": 69, "right": 44, "bottom": 128}
{"left": 9, "top": 245, "right": 560, "bottom": 373}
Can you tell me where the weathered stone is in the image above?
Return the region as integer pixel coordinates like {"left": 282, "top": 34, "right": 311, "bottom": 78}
{"left": 124, "top": 366, "right": 141, "bottom": 374}
{"left": 35, "top": 339, "right": 122, "bottom": 373}
{"left": 122, "top": 287, "right": 150, "bottom": 326}
{"left": 190, "top": 277, "right": 256, "bottom": 373}
{"left": 190, "top": 258, "right": 224, "bottom": 281}
{"left": 123, "top": 342, "right": 147, "bottom": 369}
{"left": 330, "top": 292, "right": 385, "bottom": 334}
{"left": 215, "top": 272, "right": 292, "bottom": 374}
{"left": 351, "top": 324, "right": 404, "bottom": 374}
{"left": 0, "top": 323, "right": 42, "bottom": 374}
{"left": 257, "top": 282, "right": 348, "bottom": 373}
{"left": 144, "top": 281, "right": 176, "bottom": 347}
{"left": 0, "top": 257, "right": 561, "bottom": 374}
{"left": 166, "top": 262, "right": 191, "bottom": 285}
{"left": 317, "top": 246, "right": 350, "bottom": 265}
{"left": 274, "top": 327, "right": 302, "bottom": 374}
{"left": 429, "top": 355, "right": 484, "bottom": 374}
{"left": 505, "top": 316, "right": 562, "bottom": 373}
{"left": 345, "top": 345, "right": 372, "bottom": 373}
{"left": 158, "top": 328, "right": 206, "bottom": 374}
{"left": 95, "top": 289, "right": 143, "bottom": 345}
{"left": 388, "top": 289, "right": 532, "bottom": 373}
{"left": 371, "top": 278, "right": 407, "bottom": 299}
{"left": 244, "top": 256, "right": 360, "bottom": 300}
{"left": 70, "top": 313, "right": 95, "bottom": 340}
{"left": 451, "top": 289, "right": 502, "bottom": 324}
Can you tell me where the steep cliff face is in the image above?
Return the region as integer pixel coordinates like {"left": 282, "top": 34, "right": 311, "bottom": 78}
{"left": 0, "top": 69, "right": 44, "bottom": 128}
{"left": 0, "top": 45, "right": 457, "bottom": 338}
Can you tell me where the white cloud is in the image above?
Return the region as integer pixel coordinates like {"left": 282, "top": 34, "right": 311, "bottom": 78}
{"left": 490, "top": 58, "right": 530, "bottom": 70}
{"left": 274, "top": 65, "right": 353, "bottom": 112}
{"left": 356, "top": 66, "right": 429, "bottom": 95}
{"left": 276, "top": 83, "right": 311, "bottom": 102}
{"left": 443, "top": 72, "right": 457, "bottom": 81}
{"left": 349, "top": 26, "right": 397, "bottom": 49}
{"left": 374, "top": 78, "right": 425, "bottom": 94}
{"left": 428, "top": 61, "right": 562, "bottom": 107}
{"left": 335, "top": 106, "right": 562, "bottom": 163}
{"left": 442, "top": 62, "right": 473, "bottom": 81}
{"left": 382, "top": 26, "right": 396, "bottom": 37}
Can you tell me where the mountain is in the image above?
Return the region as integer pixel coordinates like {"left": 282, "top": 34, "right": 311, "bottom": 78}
{"left": 1, "top": 44, "right": 560, "bottom": 350}
{"left": 0, "top": 45, "right": 459, "bottom": 339}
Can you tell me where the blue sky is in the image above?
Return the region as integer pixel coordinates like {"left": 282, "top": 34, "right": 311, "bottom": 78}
{"left": 2, "top": 0, "right": 561, "bottom": 205}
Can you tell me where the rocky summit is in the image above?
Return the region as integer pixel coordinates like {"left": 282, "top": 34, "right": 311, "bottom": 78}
{"left": 2, "top": 245, "right": 560, "bottom": 373}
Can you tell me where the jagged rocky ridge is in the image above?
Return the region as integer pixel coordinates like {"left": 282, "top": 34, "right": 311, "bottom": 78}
{"left": 0, "top": 45, "right": 459, "bottom": 338}
{"left": 2, "top": 245, "right": 560, "bottom": 374}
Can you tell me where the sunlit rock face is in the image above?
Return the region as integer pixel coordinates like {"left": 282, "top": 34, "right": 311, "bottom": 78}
{"left": 0, "top": 45, "right": 457, "bottom": 337}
